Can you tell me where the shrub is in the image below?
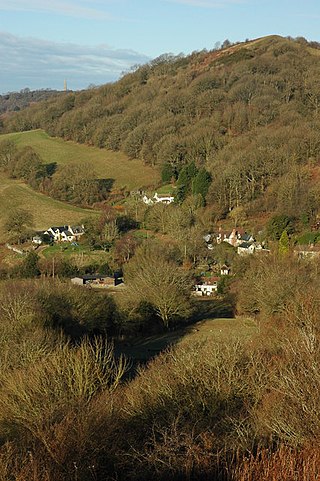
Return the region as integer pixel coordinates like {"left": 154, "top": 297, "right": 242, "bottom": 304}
{"left": 37, "top": 281, "right": 118, "bottom": 337}
{"left": 0, "top": 338, "right": 127, "bottom": 481}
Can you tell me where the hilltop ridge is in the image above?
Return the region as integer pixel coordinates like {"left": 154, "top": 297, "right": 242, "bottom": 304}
{"left": 2, "top": 35, "right": 320, "bottom": 222}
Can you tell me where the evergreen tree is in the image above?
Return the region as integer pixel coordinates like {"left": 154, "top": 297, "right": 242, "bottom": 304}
{"left": 192, "top": 168, "right": 212, "bottom": 203}
{"left": 176, "top": 167, "right": 189, "bottom": 203}
{"left": 161, "top": 163, "right": 175, "bottom": 183}
{"left": 176, "top": 162, "right": 199, "bottom": 203}
{"left": 20, "top": 252, "right": 40, "bottom": 278}
{"left": 267, "top": 215, "right": 295, "bottom": 241}
{"left": 278, "top": 230, "right": 290, "bottom": 255}
{"left": 185, "top": 161, "right": 198, "bottom": 180}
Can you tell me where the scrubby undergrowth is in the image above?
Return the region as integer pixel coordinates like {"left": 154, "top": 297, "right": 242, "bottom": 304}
{"left": 0, "top": 258, "right": 320, "bottom": 480}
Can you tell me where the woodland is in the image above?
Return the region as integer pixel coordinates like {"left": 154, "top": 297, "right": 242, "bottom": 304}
{"left": 0, "top": 88, "right": 64, "bottom": 114}
{"left": 1, "top": 35, "right": 320, "bottom": 480}
{"left": 3, "top": 35, "right": 320, "bottom": 222}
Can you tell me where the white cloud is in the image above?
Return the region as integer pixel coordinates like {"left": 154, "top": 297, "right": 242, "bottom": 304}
{"left": 0, "top": 32, "right": 150, "bottom": 93}
{"left": 0, "top": 0, "right": 113, "bottom": 20}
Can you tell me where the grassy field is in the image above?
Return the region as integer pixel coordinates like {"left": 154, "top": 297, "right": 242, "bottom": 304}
{"left": 156, "top": 183, "right": 177, "bottom": 194}
{"left": 1, "top": 130, "right": 160, "bottom": 190}
{"left": 116, "top": 316, "right": 258, "bottom": 362}
{"left": 0, "top": 172, "right": 98, "bottom": 242}
{"left": 39, "top": 242, "right": 111, "bottom": 265}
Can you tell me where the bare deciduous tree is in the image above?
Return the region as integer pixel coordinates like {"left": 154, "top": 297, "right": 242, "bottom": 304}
{"left": 125, "top": 242, "right": 193, "bottom": 328}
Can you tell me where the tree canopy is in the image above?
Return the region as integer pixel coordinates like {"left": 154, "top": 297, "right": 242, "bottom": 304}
{"left": 124, "top": 242, "right": 193, "bottom": 328}
{"left": 3, "top": 36, "right": 320, "bottom": 219}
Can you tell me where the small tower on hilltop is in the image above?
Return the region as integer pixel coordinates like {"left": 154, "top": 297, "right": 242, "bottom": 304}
{"left": 64, "top": 79, "right": 67, "bottom": 92}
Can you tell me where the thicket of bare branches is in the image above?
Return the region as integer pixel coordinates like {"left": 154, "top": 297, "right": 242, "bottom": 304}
{"left": 1, "top": 255, "right": 320, "bottom": 480}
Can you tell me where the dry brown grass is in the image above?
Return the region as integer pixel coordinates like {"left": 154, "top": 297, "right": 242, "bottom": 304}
{"left": 232, "top": 445, "right": 320, "bottom": 481}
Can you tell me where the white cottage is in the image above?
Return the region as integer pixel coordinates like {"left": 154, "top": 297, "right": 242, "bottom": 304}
{"left": 44, "top": 225, "right": 85, "bottom": 243}
{"left": 153, "top": 192, "right": 175, "bottom": 204}
{"left": 194, "top": 277, "right": 219, "bottom": 296}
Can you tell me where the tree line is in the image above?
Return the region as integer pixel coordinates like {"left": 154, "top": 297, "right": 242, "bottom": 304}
{"left": 3, "top": 36, "right": 320, "bottom": 221}
{"left": 0, "top": 88, "right": 64, "bottom": 114}
{"left": 0, "top": 139, "right": 112, "bottom": 206}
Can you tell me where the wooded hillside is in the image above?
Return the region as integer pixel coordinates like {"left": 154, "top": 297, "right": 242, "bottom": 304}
{"left": 0, "top": 88, "right": 64, "bottom": 114}
{"left": 3, "top": 35, "right": 320, "bottom": 221}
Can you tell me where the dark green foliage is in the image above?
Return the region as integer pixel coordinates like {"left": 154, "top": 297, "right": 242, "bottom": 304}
{"left": 175, "top": 184, "right": 187, "bottom": 204}
{"left": 217, "top": 275, "right": 229, "bottom": 295}
{"left": 4, "top": 36, "right": 320, "bottom": 217}
{"left": 20, "top": 252, "right": 40, "bottom": 278}
{"left": 56, "top": 259, "right": 79, "bottom": 278}
{"left": 116, "top": 215, "right": 139, "bottom": 233}
{"left": 176, "top": 166, "right": 188, "bottom": 189}
{"left": 295, "top": 231, "right": 320, "bottom": 245}
{"left": 176, "top": 162, "right": 199, "bottom": 203}
{"left": 40, "top": 233, "right": 54, "bottom": 245}
{"left": 192, "top": 168, "right": 212, "bottom": 202}
{"left": 96, "top": 262, "right": 113, "bottom": 276}
{"left": 161, "top": 163, "right": 176, "bottom": 183}
{"left": 267, "top": 214, "right": 295, "bottom": 240}
{"left": 43, "top": 162, "right": 57, "bottom": 177}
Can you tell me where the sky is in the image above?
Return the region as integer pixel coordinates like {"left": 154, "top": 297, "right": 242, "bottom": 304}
{"left": 1, "top": 0, "right": 320, "bottom": 94}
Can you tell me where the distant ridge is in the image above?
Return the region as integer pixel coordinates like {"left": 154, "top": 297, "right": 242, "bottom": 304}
{"left": 0, "top": 88, "right": 66, "bottom": 115}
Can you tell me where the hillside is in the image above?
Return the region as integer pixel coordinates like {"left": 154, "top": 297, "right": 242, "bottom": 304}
{"left": 0, "top": 172, "right": 98, "bottom": 242}
{"left": 0, "top": 130, "right": 160, "bottom": 190}
{"left": 0, "top": 88, "right": 64, "bottom": 114}
{"left": 1, "top": 34, "right": 320, "bottom": 481}
{"left": 3, "top": 35, "right": 320, "bottom": 222}
{"left": 0, "top": 129, "right": 160, "bottom": 242}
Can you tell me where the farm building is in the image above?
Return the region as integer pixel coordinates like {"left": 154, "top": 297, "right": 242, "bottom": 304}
{"left": 71, "top": 274, "right": 122, "bottom": 288}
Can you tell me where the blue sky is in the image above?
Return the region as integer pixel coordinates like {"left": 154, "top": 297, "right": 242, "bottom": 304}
{"left": 1, "top": 0, "right": 320, "bottom": 93}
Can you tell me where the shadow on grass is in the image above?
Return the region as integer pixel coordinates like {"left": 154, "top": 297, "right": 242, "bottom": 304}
{"left": 190, "top": 294, "right": 235, "bottom": 322}
{"left": 114, "top": 294, "right": 236, "bottom": 377}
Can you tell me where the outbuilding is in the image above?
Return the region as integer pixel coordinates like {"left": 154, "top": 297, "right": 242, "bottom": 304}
{"left": 71, "top": 275, "right": 120, "bottom": 288}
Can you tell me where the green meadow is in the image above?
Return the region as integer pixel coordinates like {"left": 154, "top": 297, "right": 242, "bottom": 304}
{"left": 0, "top": 129, "right": 161, "bottom": 242}
{"left": 1, "top": 129, "right": 160, "bottom": 190}
{"left": 0, "top": 172, "right": 98, "bottom": 241}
